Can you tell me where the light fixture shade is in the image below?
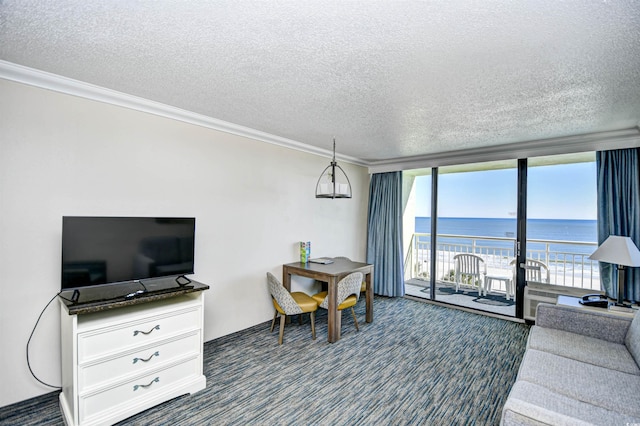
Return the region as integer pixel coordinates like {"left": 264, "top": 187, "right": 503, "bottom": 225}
{"left": 315, "top": 138, "right": 352, "bottom": 199}
{"left": 589, "top": 235, "right": 640, "bottom": 267}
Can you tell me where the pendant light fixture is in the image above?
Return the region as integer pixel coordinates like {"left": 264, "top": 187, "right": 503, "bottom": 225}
{"left": 315, "top": 138, "right": 352, "bottom": 199}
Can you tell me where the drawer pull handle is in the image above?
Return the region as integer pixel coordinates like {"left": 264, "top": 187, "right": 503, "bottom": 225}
{"left": 133, "top": 351, "right": 160, "bottom": 364}
{"left": 133, "top": 377, "right": 159, "bottom": 391}
{"left": 133, "top": 325, "right": 160, "bottom": 336}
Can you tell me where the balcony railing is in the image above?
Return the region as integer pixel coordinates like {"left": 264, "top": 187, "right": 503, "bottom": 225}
{"left": 405, "top": 233, "right": 600, "bottom": 290}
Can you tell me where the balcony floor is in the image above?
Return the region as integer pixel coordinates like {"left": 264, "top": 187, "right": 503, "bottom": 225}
{"left": 405, "top": 278, "right": 516, "bottom": 317}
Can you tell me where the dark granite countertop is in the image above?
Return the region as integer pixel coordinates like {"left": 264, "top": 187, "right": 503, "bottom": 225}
{"left": 58, "top": 277, "right": 209, "bottom": 315}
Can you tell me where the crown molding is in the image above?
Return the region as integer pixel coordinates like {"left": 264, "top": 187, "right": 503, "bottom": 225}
{"left": 0, "top": 60, "right": 367, "bottom": 167}
{"left": 368, "top": 127, "right": 640, "bottom": 174}
{"left": 3, "top": 60, "right": 638, "bottom": 174}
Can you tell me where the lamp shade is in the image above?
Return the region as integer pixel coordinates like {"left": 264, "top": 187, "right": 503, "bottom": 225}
{"left": 588, "top": 235, "right": 640, "bottom": 267}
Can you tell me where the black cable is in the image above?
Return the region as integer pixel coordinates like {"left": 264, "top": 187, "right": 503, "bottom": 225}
{"left": 57, "top": 293, "right": 76, "bottom": 303}
{"left": 26, "top": 292, "right": 62, "bottom": 389}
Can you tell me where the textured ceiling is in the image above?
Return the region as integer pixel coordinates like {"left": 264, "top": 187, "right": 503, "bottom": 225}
{"left": 1, "top": 1, "right": 640, "bottom": 163}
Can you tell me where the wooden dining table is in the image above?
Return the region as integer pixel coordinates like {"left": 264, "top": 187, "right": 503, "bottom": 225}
{"left": 282, "top": 258, "right": 374, "bottom": 343}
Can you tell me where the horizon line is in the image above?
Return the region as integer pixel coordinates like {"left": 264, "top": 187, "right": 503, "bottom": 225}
{"left": 414, "top": 216, "right": 597, "bottom": 221}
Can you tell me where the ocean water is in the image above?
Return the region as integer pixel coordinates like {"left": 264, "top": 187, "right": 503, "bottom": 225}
{"left": 415, "top": 217, "right": 597, "bottom": 256}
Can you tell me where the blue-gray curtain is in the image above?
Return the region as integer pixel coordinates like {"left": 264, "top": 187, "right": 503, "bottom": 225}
{"left": 366, "top": 171, "right": 404, "bottom": 297}
{"left": 596, "top": 148, "right": 640, "bottom": 302}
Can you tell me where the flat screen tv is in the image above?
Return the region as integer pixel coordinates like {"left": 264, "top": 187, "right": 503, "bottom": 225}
{"left": 61, "top": 216, "right": 195, "bottom": 291}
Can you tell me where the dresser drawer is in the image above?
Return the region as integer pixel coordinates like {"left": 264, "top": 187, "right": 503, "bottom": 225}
{"left": 78, "top": 331, "right": 201, "bottom": 392}
{"left": 78, "top": 307, "right": 201, "bottom": 362}
{"left": 79, "top": 357, "right": 201, "bottom": 425}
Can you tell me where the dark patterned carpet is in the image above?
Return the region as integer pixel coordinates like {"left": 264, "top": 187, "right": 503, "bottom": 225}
{"left": 0, "top": 297, "right": 529, "bottom": 425}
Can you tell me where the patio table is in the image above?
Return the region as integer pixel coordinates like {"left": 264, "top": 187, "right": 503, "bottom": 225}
{"left": 485, "top": 274, "right": 513, "bottom": 300}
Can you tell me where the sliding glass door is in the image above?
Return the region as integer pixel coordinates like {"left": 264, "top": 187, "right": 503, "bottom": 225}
{"left": 403, "top": 170, "right": 433, "bottom": 300}
{"left": 434, "top": 161, "right": 518, "bottom": 316}
{"left": 403, "top": 152, "right": 598, "bottom": 319}
{"left": 522, "top": 153, "right": 598, "bottom": 312}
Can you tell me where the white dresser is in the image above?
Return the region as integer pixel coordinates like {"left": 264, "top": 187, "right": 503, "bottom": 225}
{"left": 59, "top": 289, "right": 207, "bottom": 426}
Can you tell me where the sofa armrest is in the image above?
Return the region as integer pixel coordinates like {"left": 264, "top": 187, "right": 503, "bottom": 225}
{"left": 536, "top": 303, "right": 632, "bottom": 344}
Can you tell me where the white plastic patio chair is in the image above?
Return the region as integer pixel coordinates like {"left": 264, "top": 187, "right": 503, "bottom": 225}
{"left": 510, "top": 258, "right": 550, "bottom": 284}
{"left": 453, "top": 254, "right": 487, "bottom": 295}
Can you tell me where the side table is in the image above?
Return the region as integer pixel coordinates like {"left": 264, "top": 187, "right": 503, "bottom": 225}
{"left": 485, "top": 275, "right": 513, "bottom": 300}
{"left": 556, "top": 295, "right": 636, "bottom": 318}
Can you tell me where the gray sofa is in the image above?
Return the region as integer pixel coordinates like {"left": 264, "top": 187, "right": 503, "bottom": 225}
{"left": 501, "top": 303, "right": 640, "bottom": 425}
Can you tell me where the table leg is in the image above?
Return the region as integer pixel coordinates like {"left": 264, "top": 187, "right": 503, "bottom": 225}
{"left": 327, "top": 276, "right": 340, "bottom": 343}
{"left": 365, "top": 270, "right": 373, "bottom": 323}
{"left": 282, "top": 268, "right": 291, "bottom": 291}
{"left": 282, "top": 268, "right": 293, "bottom": 324}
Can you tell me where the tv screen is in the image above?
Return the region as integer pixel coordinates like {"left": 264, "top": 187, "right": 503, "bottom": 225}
{"left": 61, "top": 216, "right": 195, "bottom": 290}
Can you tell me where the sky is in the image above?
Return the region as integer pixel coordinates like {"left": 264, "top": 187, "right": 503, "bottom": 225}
{"left": 414, "top": 161, "right": 597, "bottom": 220}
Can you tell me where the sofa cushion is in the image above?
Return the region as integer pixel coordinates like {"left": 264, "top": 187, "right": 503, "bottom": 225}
{"left": 502, "top": 380, "right": 640, "bottom": 426}
{"left": 626, "top": 313, "right": 640, "bottom": 366}
{"left": 536, "top": 304, "right": 631, "bottom": 344}
{"left": 528, "top": 326, "right": 640, "bottom": 375}
{"left": 517, "top": 349, "right": 640, "bottom": 418}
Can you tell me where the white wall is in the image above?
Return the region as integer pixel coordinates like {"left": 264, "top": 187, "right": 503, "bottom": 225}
{"left": 0, "top": 79, "right": 369, "bottom": 407}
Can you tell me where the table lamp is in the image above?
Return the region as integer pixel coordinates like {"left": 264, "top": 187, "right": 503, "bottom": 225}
{"left": 588, "top": 235, "right": 640, "bottom": 307}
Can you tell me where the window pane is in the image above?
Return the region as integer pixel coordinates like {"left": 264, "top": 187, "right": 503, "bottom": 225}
{"left": 526, "top": 153, "right": 598, "bottom": 290}
{"left": 404, "top": 171, "right": 432, "bottom": 298}
{"left": 435, "top": 161, "right": 517, "bottom": 316}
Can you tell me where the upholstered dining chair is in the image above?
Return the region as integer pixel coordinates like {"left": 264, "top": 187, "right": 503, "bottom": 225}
{"left": 312, "top": 272, "right": 363, "bottom": 333}
{"left": 453, "top": 253, "right": 486, "bottom": 295}
{"left": 334, "top": 256, "right": 367, "bottom": 294}
{"left": 266, "top": 272, "right": 318, "bottom": 345}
